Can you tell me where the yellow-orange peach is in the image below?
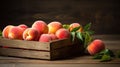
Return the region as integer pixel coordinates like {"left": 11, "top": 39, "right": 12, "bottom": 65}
{"left": 39, "top": 34, "right": 52, "bottom": 42}
{"left": 55, "top": 28, "right": 70, "bottom": 39}
{"left": 87, "top": 39, "right": 105, "bottom": 55}
{"left": 69, "top": 23, "right": 83, "bottom": 32}
{"left": 48, "top": 21, "right": 62, "bottom": 34}
{"left": 2, "top": 25, "right": 14, "bottom": 38}
{"left": 8, "top": 26, "right": 24, "bottom": 40}
{"left": 32, "top": 20, "right": 48, "bottom": 34}
{"left": 23, "top": 28, "right": 39, "bottom": 41}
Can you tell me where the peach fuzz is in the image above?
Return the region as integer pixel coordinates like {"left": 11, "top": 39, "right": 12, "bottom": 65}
{"left": 39, "top": 34, "right": 52, "bottom": 42}
{"left": 48, "top": 21, "right": 63, "bottom": 34}
{"left": 8, "top": 26, "right": 24, "bottom": 40}
{"left": 69, "top": 23, "right": 83, "bottom": 32}
{"left": 23, "top": 28, "right": 39, "bottom": 41}
{"left": 18, "top": 24, "right": 28, "bottom": 31}
{"left": 49, "top": 34, "right": 58, "bottom": 40}
{"left": 87, "top": 39, "right": 105, "bottom": 55}
{"left": 32, "top": 20, "right": 48, "bottom": 34}
{"left": 55, "top": 28, "right": 70, "bottom": 39}
{"left": 2, "top": 25, "right": 14, "bottom": 38}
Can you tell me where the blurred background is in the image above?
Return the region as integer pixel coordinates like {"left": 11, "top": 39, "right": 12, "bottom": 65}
{"left": 0, "top": 0, "right": 120, "bottom": 34}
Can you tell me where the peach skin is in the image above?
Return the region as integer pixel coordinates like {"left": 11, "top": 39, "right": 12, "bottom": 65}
{"left": 48, "top": 21, "right": 63, "bottom": 34}
{"left": 55, "top": 28, "right": 70, "bottom": 39}
{"left": 32, "top": 20, "right": 48, "bottom": 34}
{"left": 39, "top": 34, "right": 52, "bottom": 42}
{"left": 23, "top": 28, "right": 39, "bottom": 41}
{"left": 18, "top": 24, "right": 28, "bottom": 31}
{"left": 2, "top": 25, "right": 14, "bottom": 38}
{"left": 8, "top": 26, "right": 24, "bottom": 40}
{"left": 87, "top": 39, "right": 105, "bottom": 55}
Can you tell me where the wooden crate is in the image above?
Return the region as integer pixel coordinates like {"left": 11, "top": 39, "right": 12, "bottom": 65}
{"left": 0, "top": 37, "right": 84, "bottom": 60}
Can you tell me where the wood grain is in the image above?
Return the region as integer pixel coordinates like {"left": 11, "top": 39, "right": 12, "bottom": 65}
{"left": 0, "top": 37, "right": 50, "bottom": 50}
{"left": 0, "top": 37, "right": 83, "bottom": 60}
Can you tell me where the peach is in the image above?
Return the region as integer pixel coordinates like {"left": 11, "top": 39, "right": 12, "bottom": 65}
{"left": 23, "top": 28, "right": 39, "bottom": 41}
{"left": 48, "top": 21, "right": 63, "bottom": 34}
{"left": 18, "top": 24, "right": 28, "bottom": 31}
{"left": 39, "top": 34, "right": 52, "bottom": 42}
{"left": 55, "top": 28, "right": 70, "bottom": 39}
{"left": 87, "top": 39, "right": 105, "bottom": 55}
{"left": 32, "top": 20, "right": 48, "bottom": 34}
{"left": 49, "top": 34, "right": 58, "bottom": 40}
{"left": 2, "top": 25, "right": 14, "bottom": 38}
{"left": 69, "top": 23, "right": 83, "bottom": 32}
{"left": 8, "top": 26, "right": 24, "bottom": 40}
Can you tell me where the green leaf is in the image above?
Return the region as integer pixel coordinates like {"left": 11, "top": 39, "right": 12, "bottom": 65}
{"left": 93, "top": 49, "right": 115, "bottom": 62}
{"left": 100, "top": 54, "right": 111, "bottom": 62}
{"left": 83, "top": 23, "right": 91, "bottom": 31}
{"left": 93, "top": 54, "right": 103, "bottom": 59}
{"left": 116, "top": 50, "right": 120, "bottom": 58}
{"left": 86, "top": 30, "right": 94, "bottom": 35}
{"left": 76, "top": 32, "right": 83, "bottom": 41}
{"left": 71, "top": 26, "right": 81, "bottom": 32}
{"left": 100, "top": 49, "right": 114, "bottom": 57}
{"left": 63, "top": 24, "right": 70, "bottom": 29}
{"left": 70, "top": 32, "right": 76, "bottom": 42}
{"left": 83, "top": 31, "right": 92, "bottom": 48}
{"left": 0, "top": 30, "right": 2, "bottom": 36}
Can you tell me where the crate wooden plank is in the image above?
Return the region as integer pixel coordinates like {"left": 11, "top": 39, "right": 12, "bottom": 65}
{"left": 0, "top": 48, "right": 50, "bottom": 60}
{"left": 0, "top": 37, "right": 83, "bottom": 60}
{"left": 0, "top": 44, "right": 83, "bottom": 60}
{"left": 51, "top": 44, "right": 84, "bottom": 60}
{"left": 50, "top": 38, "right": 73, "bottom": 50}
{"left": 0, "top": 37, "right": 73, "bottom": 50}
{"left": 0, "top": 37, "right": 50, "bottom": 51}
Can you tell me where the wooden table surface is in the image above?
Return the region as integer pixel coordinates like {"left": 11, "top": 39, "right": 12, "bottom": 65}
{"left": 0, "top": 35, "right": 120, "bottom": 67}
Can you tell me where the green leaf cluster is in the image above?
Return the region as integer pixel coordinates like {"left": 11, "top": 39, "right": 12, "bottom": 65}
{"left": 63, "top": 23, "right": 94, "bottom": 48}
{"left": 116, "top": 51, "right": 120, "bottom": 58}
{"left": 63, "top": 24, "right": 70, "bottom": 29}
{"left": 93, "top": 49, "right": 115, "bottom": 62}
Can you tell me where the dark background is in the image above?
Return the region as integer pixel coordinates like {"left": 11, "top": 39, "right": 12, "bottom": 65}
{"left": 0, "top": 0, "right": 120, "bottom": 34}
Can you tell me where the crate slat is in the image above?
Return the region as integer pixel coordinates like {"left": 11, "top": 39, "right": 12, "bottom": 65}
{"left": 0, "top": 48, "right": 50, "bottom": 60}
{"left": 0, "top": 37, "right": 50, "bottom": 50}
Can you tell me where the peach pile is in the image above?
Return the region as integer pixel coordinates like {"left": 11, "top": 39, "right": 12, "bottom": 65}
{"left": 2, "top": 20, "right": 72, "bottom": 42}
{"left": 2, "top": 21, "right": 105, "bottom": 56}
{"left": 87, "top": 39, "right": 105, "bottom": 55}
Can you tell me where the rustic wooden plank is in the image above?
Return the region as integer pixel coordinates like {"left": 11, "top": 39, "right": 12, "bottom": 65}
{"left": 0, "top": 37, "right": 83, "bottom": 60}
{"left": 50, "top": 38, "right": 73, "bottom": 50}
{"left": 51, "top": 44, "right": 84, "bottom": 60}
{"left": 0, "top": 48, "right": 50, "bottom": 60}
{"left": 0, "top": 37, "right": 74, "bottom": 50}
{"left": 0, "top": 37, "right": 50, "bottom": 50}
{"left": 0, "top": 43, "right": 84, "bottom": 60}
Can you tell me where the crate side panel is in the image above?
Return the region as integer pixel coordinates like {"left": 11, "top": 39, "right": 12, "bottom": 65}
{"left": 0, "top": 47, "right": 50, "bottom": 59}
{"left": 0, "top": 37, "right": 50, "bottom": 51}
{"left": 50, "top": 38, "right": 72, "bottom": 50}
{"left": 51, "top": 44, "right": 84, "bottom": 60}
